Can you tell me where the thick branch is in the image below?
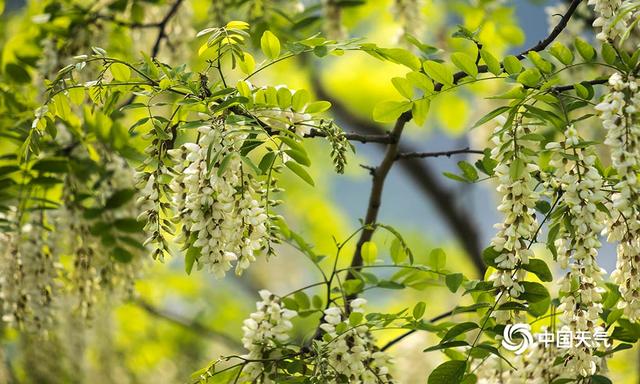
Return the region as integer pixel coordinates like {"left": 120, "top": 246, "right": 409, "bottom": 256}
{"left": 348, "top": 112, "right": 412, "bottom": 274}
{"left": 133, "top": 298, "right": 242, "bottom": 349}
{"left": 396, "top": 148, "right": 484, "bottom": 160}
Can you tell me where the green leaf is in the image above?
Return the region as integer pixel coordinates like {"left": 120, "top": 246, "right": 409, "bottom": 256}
{"left": 285, "top": 161, "right": 314, "bottom": 186}
{"left": 472, "top": 106, "right": 510, "bottom": 128}
{"left": 428, "top": 360, "right": 466, "bottom": 384}
{"left": 527, "top": 51, "right": 553, "bottom": 73}
{"left": 413, "top": 301, "right": 426, "bottom": 319}
{"left": 185, "top": 246, "right": 199, "bottom": 275}
{"left": 238, "top": 52, "right": 256, "bottom": 74}
{"left": 549, "top": 42, "right": 574, "bottom": 65}
{"left": 372, "top": 100, "right": 412, "bottom": 123}
{"left": 361, "top": 241, "right": 378, "bottom": 264}
{"left": 523, "top": 259, "right": 553, "bottom": 282}
{"left": 407, "top": 71, "right": 434, "bottom": 93}
{"left": 349, "top": 311, "right": 363, "bottom": 326}
{"left": 4, "top": 63, "right": 31, "bottom": 83}
{"left": 423, "top": 60, "right": 453, "bottom": 86}
{"left": 516, "top": 68, "right": 541, "bottom": 87}
{"left": 32, "top": 159, "right": 68, "bottom": 173}
{"left": 478, "top": 51, "right": 500, "bottom": 77}
{"left": 392, "top": 77, "right": 414, "bottom": 99}
{"left": 457, "top": 161, "right": 478, "bottom": 181}
{"left": 105, "top": 189, "right": 136, "bottom": 210}
{"left": 520, "top": 281, "right": 550, "bottom": 303}
{"left": 113, "top": 246, "right": 134, "bottom": 263}
{"left": 424, "top": 340, "right": 469, "bottom": 353}
{"left": 305, "top": 100, "right": 331, "bottom": 113}
{"left": 575, "top": 38, "right": 595, "bottom": 61}
{"left": 451, "top": 52, "right": 478, "bottom": 78}
{"left": 260, "top": 30, "right": 281, "bottom": 59}
{"left": 284, "top": 149, "right": 310, "bottom": 167}
{"left": 502, "top": 55, "right": 522, "bottom": 75}
{"left": 601, "top": 43, "right": 617, "bottom": 65}
{"left": 509, "top": 158, "right": 525, "bottom": 180}
{"left": 294, "top": 291, "right": 310, "bottom": 309}
{"left": 411, "top": 99, "right": 430, "bottom": 126}
{"left": 427, "top": 248, "right": 446, "bottom": 270}
{"left": 377, "top": 47, "right": 421, "bottom": 70}
{"left": 291, "top": 89, "right": 310, "bottom": 112}
{"left": 113, "top": 218, "right": 144, "bottom": 233}
{"left": 390, "top": 238, "right": 407, "bottom": 264}
{"left": 443, "top": 322, "right": 479, "bottom": 341}
{"left": 446, "top": 273, "right": 464, "bottom": 293}
{"left": 110, "top": 63, "right": 131, "bottom": 81}
{"left": 590, "top": 375, "right": 612, "bottom": 384}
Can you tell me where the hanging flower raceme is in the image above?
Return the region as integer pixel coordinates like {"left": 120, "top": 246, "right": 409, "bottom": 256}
{"left": 241, "top": 290, "right": 297, "bottom": 383}
{"left": 545, "top": 124, "right": 607, "bottom": 377}
{"left": 587, "top": 0, "right": 628, "bottom": 41}
{"left": 167, "top": 120, "right": 271, "bottom": 278}
{"left": 314, "top": 299, "right": 394, "bottom": 383}
{"left": 596, "top": 72, "right": 640, "bottom": 320}
{"left": 476, "top": 337, "right": 562, "bottom": 384}
{"left": 488, "top": 116, "right": 540, "bottom": 323}
{"left": 0, "top": 216, "right": 59, "bottom": 333}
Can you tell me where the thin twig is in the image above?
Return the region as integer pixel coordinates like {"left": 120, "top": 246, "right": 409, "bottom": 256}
{"left": 396, "top": 148, "right": 484, "bottom": 160}
{"left": 380, "top": 310, "right": 453, "bottom": 351}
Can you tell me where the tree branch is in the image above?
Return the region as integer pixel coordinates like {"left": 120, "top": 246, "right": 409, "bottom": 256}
{"left": 347, "top": 112, "right": 412, "bottom": 278}
{"left": 133, "top": 298, "right": 242, "bottom": 349}
{"left": 312, "top": 77, "right": 486, "bottom": 276}
{"left": 396, "top": 148, "right": 484, "bottom": 160}
{"left": 305, "top": 129, "right": 395, "bottom": 144}
{"left": 151, "top": 0, "right": 185, "bottom": 58}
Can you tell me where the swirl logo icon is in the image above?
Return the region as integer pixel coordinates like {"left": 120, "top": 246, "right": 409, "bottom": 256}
{"left": 502, "top": 323, "right": 533, "bottom": 354}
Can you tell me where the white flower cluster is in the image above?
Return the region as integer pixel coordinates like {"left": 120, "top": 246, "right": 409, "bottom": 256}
{"left": 587, "top": 0, "right": 628, "bottom": 41}
{"left": 241, "top": 290, "right": 297, "bottom": 383}
{"left": 0, "top": 224, "right": 59, "bottom": 333}
{"left": 488, "top": 117, "right": 540, "bottom": 323}
{"left": 168, "top": 122, "right": 269, "bottom": 278}
{"left": 315, "top": 299, "right": 393, "bottom": 383}
{"left": 597, "top": 72, "right": 640, "bottom": 320}
{"left": 476, "top": 340, "right": 562, "bottom": 384}
{"left": 546, "top": 125, "right": 607, "bottom": 377}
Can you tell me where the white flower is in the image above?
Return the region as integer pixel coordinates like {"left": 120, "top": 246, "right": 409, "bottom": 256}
{"left": 241, "top": 291, "right": 297, "bottom": 382}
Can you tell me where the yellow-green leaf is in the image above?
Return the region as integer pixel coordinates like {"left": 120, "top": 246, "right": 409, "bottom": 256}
{"left": 238, "top": 52, "right": 256, "bottom": 74}
{"left": 372, "top": 100, "right": 412, "bottom": 123}
{"left": 391, "top": 77, "right": 414, "bottom": 99}
{"left": 480, "top": 49, "right": 501, "bottom": 76}
{"left": 411, "top": 99, "right": 430, "bottom": 126}
{"left": 451, "top": 52, "right": 478, "bottom": 78}
{"left": 361, "top": 241, "right": 378, "bottom": 264}
{"left": 423, "top": 60, "right": 453, "bottom": 86}
{"left": 285, "top": 161, "right": 314, "bottom": 186}
{"left": 110, "top": 63, "right": 131, "bottom": 81}
{"left": 260, "top": 30, "right": 281, "bottom": 60}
